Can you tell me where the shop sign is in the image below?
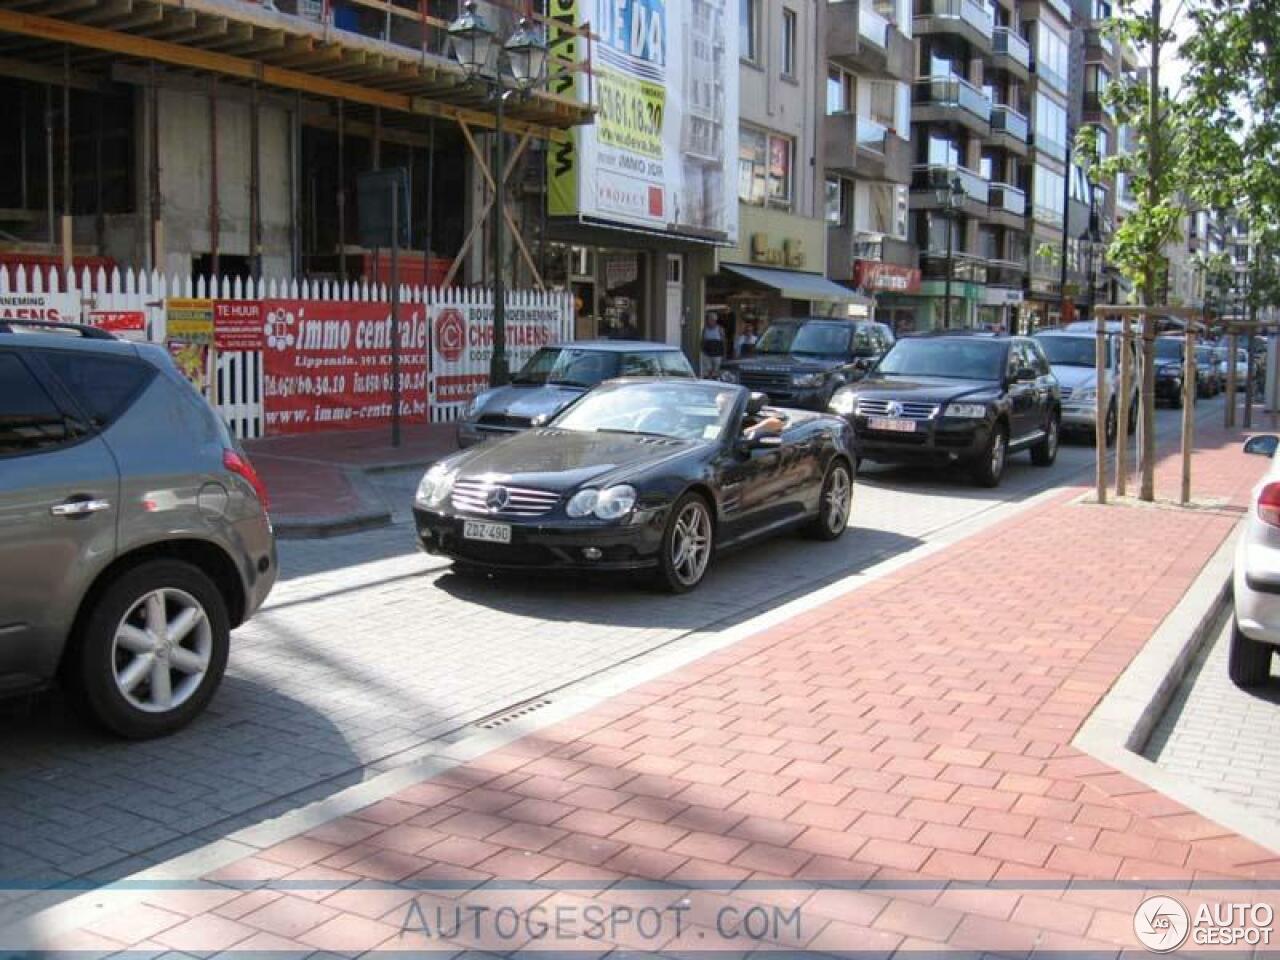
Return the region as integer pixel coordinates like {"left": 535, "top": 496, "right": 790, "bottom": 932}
{"left": 261, "top": 300, "right": 429, "bottom": 435}
{"left": 547, "top": 0, "right": 739, "bottom": 245}
{"left": 0, "top": 292, "right": 80, "bottom": 323}
{"left": 853, "top": 261, "right": 922, "bottom": 294}
{"left": 88, "top": 310, "right": 146, "bottom": 333}
{"left": 213, "top": 301, "right": 265, "bottom": 351}
{"left": 982, "top": 287, "right": 1025, "bottom": 306}
{"left": 166, "top": 298, "right": 214, "bottom": 342}
{"left": 604, "top": 254, "right": 640, "bottom": 290}
{"left": 432, "top": 302, "right": 565, "bottom": 407}
{"left": 749, "top": 234, "right": 806, "bottom": 268}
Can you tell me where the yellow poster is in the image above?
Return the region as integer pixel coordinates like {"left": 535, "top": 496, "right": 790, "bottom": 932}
{"left": 596, "top": 68, "right": 665, "bottom": 159}
{"left": 546, "top": 0, "right": 581, "bottom": 216}
{"left": 166, "top": 298, "right": 214, "bottom": 342}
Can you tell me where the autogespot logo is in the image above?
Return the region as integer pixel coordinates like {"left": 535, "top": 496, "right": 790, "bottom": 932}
{"left": 1135, "top": 896, "right": 1190, "bottom": 953}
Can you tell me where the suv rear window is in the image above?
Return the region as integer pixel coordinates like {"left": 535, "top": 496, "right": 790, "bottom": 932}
{"left": 0, "top": 352, "right": 80, "bottom": 455}
{"left": 39, "top": 351, "right": 155, "bottom": 430}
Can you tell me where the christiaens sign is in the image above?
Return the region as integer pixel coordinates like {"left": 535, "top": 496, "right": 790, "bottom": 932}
{"left": 548, "top": 0, "right": 739, "bottom": 244}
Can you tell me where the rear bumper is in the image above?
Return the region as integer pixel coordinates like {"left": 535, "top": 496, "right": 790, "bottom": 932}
{"left": 234, "top": 512, "right": 278, "bottom": 624}
{"left": 413, "top": 507, "right": 667, "bottom": 572}
{"left": 1234, "top": 532, "right": 1280, "bottom": 647}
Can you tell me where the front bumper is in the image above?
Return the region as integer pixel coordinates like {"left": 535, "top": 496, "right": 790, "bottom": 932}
{"left": 1061, "top": 402, "right": 1098, "bottom": 430}
{"left": 413, "top": 506, "right": 667, "bottom": 572}
{"left": 852, "top": 415, "right": 992, "bottom": 466}
{"left": 1155, "top": 376, "right": 1183, "bottom": 402}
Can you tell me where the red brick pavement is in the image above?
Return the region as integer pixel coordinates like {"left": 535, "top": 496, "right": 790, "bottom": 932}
{"left": 35, "top": 421, "right": 1280, "bottom": 957}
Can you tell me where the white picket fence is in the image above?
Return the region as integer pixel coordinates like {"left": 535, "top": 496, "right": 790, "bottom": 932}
{"left": 0, "top": 265, "right": 573, "bottom": 439}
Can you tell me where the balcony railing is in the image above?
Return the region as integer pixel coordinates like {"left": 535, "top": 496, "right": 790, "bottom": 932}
{"left": 1033, "top": 132, "right": 1068, "bottom": 162}
{"left": 858, "top": 117, "right": 889, "bottom": 152}
{"left": 992, "top": 27, "right": 1031, "bottom": 68}
{"left": 1043, "top": 0, "right": 1073, "bottom": 21}
{"left": 860, "top": 3, "right": 890, "bottom": 48}
{"left": 1086, "top": 27, "right": 1116, "bottom": 56}
{"left": 914, "top": 0, "right": 994, "bottom": 38}
{"left": 914, "top": 75, "right": 992, "bottom": 122}
{"left": 988, "top": 182, "right": 1026, "bottom": 216}
{"left": 990, "top": 104, "right": 1029, "bottom": 141}
{"left": 914, "top": 164, "right": 990, "bottom": 204}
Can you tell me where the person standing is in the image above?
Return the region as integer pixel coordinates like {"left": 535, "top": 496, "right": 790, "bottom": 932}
{"left": 734, "top": 321, "right": 758, "bottom": 359}
{"left": 701, "top": 312, "right": 726, "bottom": 376}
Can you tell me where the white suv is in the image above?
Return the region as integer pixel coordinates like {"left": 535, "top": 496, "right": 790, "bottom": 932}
{"left": 1232, "top": 433, "right": 1280, "bottom": 685}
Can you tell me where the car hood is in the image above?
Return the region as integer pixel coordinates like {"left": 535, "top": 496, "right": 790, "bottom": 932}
{"left": 469, "top": 383, "right": 586, "bottom": 421}
{"left": 445, "top": 428, "right": 700, "bottom": 493}
{"left": 723, "top": 354, "right": 844, "bottom": 375}
{"left": 848, "top": 374, "right": 1000, "bottom": 403}
{"left": 1050, "top": 366, "right": 1098, "bottom": 390}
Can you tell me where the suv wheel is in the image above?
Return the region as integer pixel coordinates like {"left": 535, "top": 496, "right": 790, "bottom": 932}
{"left": 73, "top": 559, "right": 230, "bottom": 739}
{"left": 1031, "top": 412, "right": 1060, "bottom": 466}
{"left": 972, "top": 423, "right": 1008, "bottom": 488}
{"left": 1229, "top": 619, "right": 1274, "bottom": 687}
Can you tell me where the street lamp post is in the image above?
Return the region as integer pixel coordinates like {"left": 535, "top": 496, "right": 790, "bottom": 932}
{"left": 935, "top": 175, "right": 964, "bottom": 329}
{"left": 449, "top": 1, "right": 548, "bottom": 388}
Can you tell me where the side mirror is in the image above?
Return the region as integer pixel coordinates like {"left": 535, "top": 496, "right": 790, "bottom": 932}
{"left": 530, "top": 413, "right": 551, "bottom": 427}
{"left": 1244, "top": 434, "right": 1280, "bottom": 457}
{"left": 1010, "top": 367, "right": 1037, "bottom": 384}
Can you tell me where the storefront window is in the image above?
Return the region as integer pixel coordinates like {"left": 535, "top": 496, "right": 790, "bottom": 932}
{"left": 739, "top": 125, "right": 794, "bottom": 210}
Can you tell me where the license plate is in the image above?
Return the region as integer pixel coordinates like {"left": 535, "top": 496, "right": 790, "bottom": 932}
{"left": 868, "top": 417, "right": 916, "bottom": 433}
{"left": 463, "top": 520, "right": 511, "bottom": 544}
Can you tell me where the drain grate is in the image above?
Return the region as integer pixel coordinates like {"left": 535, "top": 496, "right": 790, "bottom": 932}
{"left": 472, "top": 698, "right": 553, "bottom": 730}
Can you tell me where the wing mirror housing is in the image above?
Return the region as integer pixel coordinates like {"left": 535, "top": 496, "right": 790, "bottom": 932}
{"left": 1244, "top": 434, "right": 1280, "bottom": 457}
{"left": 530, "top": 413, "right": 551, "bottom": 427}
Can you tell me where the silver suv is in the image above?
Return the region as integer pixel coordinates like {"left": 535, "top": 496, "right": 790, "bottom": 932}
{"left": 0, "top": 322, "right": 276, "bottom": 738}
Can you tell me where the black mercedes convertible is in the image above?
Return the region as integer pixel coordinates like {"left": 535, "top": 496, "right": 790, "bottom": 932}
{"left": 413, "top": 379, "right": 856, "bottom": 592}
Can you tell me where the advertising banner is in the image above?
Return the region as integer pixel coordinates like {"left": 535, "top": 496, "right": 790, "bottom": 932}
{"left": 261, "top": 300, "right": 428, "bottom": 435}
{"left": 166, "top": 298, "right": 214, "bottom": 342}
{"left": 432, "top": 301, "right": 564, "bottom": 408}
{"left": 854, "top": 261, "right": 923, "bottom": 294}
{"left": 548, "top": 0, "right": 738, "bottom": 245}
{"left": 88, "top": 310, "right": 146, "bottom": 333}
{"left": 0, "top": 292, "right": 80, "bottom": 323}
{"left": 213, "top": 301, "right": 265, "bottom": 351}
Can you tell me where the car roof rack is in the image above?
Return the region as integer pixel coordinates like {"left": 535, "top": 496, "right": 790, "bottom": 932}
{"left": 0, "top": 319, "right": 117, "bottom": 340}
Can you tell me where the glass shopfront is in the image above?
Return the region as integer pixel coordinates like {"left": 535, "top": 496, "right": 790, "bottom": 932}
{"left": 546, "top": 244, "right": 651, "bottom": 341}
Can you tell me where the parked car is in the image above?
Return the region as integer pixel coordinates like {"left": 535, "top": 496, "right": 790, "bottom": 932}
{"left": 1153, "top": 336, "right": 1191, "bottom": 406}
{"left": 0, "top": 321, "right": 276, "bottom": 738}
{"left": 456, "top": 341, "right": 695, "bottom": 447}
{"left": 829, "top": 332, "right": 1061, "bottom": 487}
{"left": 1033, "top": 329, "right": 1137, "bottom": 446}
{"left": 1195, "top": 344, "right": 1223, "bottom": 397}
{"left": 718, "top": 318, "right": 893, "bottom": 410}
{"left": 415, "top": 380, "right": 855, "bottom": 593}
{"left": 1230, "top": 432, "right": 1280, "bottom": 686}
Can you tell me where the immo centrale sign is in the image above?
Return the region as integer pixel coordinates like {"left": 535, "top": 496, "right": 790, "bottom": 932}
{"left": 548, "top": 0, "right": 739, "bottom": 245}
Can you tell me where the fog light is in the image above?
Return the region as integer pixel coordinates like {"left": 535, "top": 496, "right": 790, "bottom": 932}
{"left": 582, "top": 547, "right": 603, "bottom": 561}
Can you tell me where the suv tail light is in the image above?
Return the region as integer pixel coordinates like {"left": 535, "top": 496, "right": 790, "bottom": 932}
{"left": 223, "top": 449, "right": 270, "bottom": 509}
{"left": 1259, "top": 482, "right": 1280, "bottom": 527}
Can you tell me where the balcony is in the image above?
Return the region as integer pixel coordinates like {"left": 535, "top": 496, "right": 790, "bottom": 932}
{"left": 913, "top": 76, "right": 992, "bottom": 137}
{"left": 828, "top": 1, "right": 914, "bottom": 81}
{"left": 911, "top": 163, "right": 991, "bottom": 218}
{"left": 913, "top": 0, "right": 994, "bottom": 55}
{"left": 988, "top": 104, "right": 1029, "bottom": 155}
{"left": 986, "top": 182, "right": 1026, "bottom": 228}
{"left": 853, "top": 232, "right": 920, "bottom": 268}
{"left": 991, "top": 27, "right": 1031, "bottom": 81}
{"left": 1086, "top": 26, "right": 1117, "bottom": 58}
{"left": 1082, "top": 90, "right": 1113, "bottom": 124}
{"left": 824, "top": 114, "right": 912, "bottom": 183}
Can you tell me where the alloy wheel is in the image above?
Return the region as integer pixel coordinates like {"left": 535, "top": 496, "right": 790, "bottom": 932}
{"left": 826, "top": 466, "right": 852, "bottom": 535}
{"left": 991, "top": 431, "right": 1006, "bottom": 477}
{"left": 670, "top": 502, "right": 712, "bottom": 587}
{"left": 111, "top": 588, "right": 213, "bottom": 714}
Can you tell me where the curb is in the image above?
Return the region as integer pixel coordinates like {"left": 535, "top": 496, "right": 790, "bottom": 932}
{"left": 1075, "top": 518, "right": 1280, "bottom": 854}
{"left": 270, "top": 459, "right": 439, "bottom": 539}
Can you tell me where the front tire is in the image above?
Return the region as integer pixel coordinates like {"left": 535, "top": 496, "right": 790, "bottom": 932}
{"left": 655, "top": 494, "right": 715, "bottom": 594}
{"left": 1229, "top": 619, "right": 1274, "bottom": 687}
{"left": 1031, "top": 412, "right": 1060, "bottom": 466}
{"left": 73, "top": 560, "right": 230, "bottom": 739}
{"left": 1104, "top": 401, "right": 1118, "bottom": 447}
{"left": 971, "top": 423, "right": 1008, "bottom": 488}
{"left": 805, "top": 459, "right": 853, "bottom": 541}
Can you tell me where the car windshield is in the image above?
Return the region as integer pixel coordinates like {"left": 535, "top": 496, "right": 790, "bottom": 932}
{"left": 553, "top": 383, "right": 739, "bottom": 443}
{"left": 756, "top": 322, "right": 852, "bottom": 358}
{"left": 1155, "top": 339, "right": 1185, "bottom": 361}
{"left": 1035, "top": 335, "right": 1097, "bottom": 367}
{"left": 877, "top": 338, "right": 1007, "bottom": 381}
{"left": 512, "top": 348, "right": 619, "bottom": 388}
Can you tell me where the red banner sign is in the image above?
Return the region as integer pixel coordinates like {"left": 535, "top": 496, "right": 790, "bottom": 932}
{"left": 261, "top": 300, "right": 429, "bottom": 435}
{"left": 88, "top": 310, "right": 146, "bottom": 332}
{"left": 854, "top": 261, "right": 922, "bottom": 294}
{"left": 214, "top": 301, "right": 265, "bottom": 351}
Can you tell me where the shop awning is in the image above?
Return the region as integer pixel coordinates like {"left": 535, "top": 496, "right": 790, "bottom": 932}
{"left": 722, "top": 265, "right": 871, "bottom": 304}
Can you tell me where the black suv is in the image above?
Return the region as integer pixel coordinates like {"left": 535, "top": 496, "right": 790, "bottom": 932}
{"left": 829, "top": 332, "right": 1061, "bottom": 487}
{"left": 719, "top": 317, "right": 893, "bottom": 410}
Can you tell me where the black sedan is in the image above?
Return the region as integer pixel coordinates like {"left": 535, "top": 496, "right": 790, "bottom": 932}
{"left": 414, "top": 380, "right": 856, "bottom": 592}
{"left": 456, "top": 341, "right": 695, "bottom": 447}
{"left": 829, "top": 333, "right": 1061, "bottom": 487}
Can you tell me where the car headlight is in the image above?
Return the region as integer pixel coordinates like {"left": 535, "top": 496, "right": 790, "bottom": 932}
{"left": 829, "top": 390, "right": 856, "bottom": 416}
{"left": 792, "top": 372, "right": 824, "bottom": 388}
{"left": 946, "top": 403, "right": 988, "bottom": 419}
{"left": 1074, "top": 387, "right": 1097, "bottom": 403}
{"left": 567, "top": 485, "right": 637, "bottom": 520}
{"left": 719, "top": 369, "right": 739, "bottom": 383}
{"left": 415, "top": 464, "right": 455, "bottom": 507}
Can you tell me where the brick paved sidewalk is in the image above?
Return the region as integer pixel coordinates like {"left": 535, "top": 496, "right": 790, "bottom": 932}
{"left": 24, "top": 421, "right": 1280, "bottom": 957}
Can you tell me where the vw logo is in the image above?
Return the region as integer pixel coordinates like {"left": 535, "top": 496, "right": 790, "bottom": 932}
{"left": 886, "top": 400, "right": 904, "bottom": 417}
{"left": 485, "top": 486, "right": 510, "bottom": 512}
